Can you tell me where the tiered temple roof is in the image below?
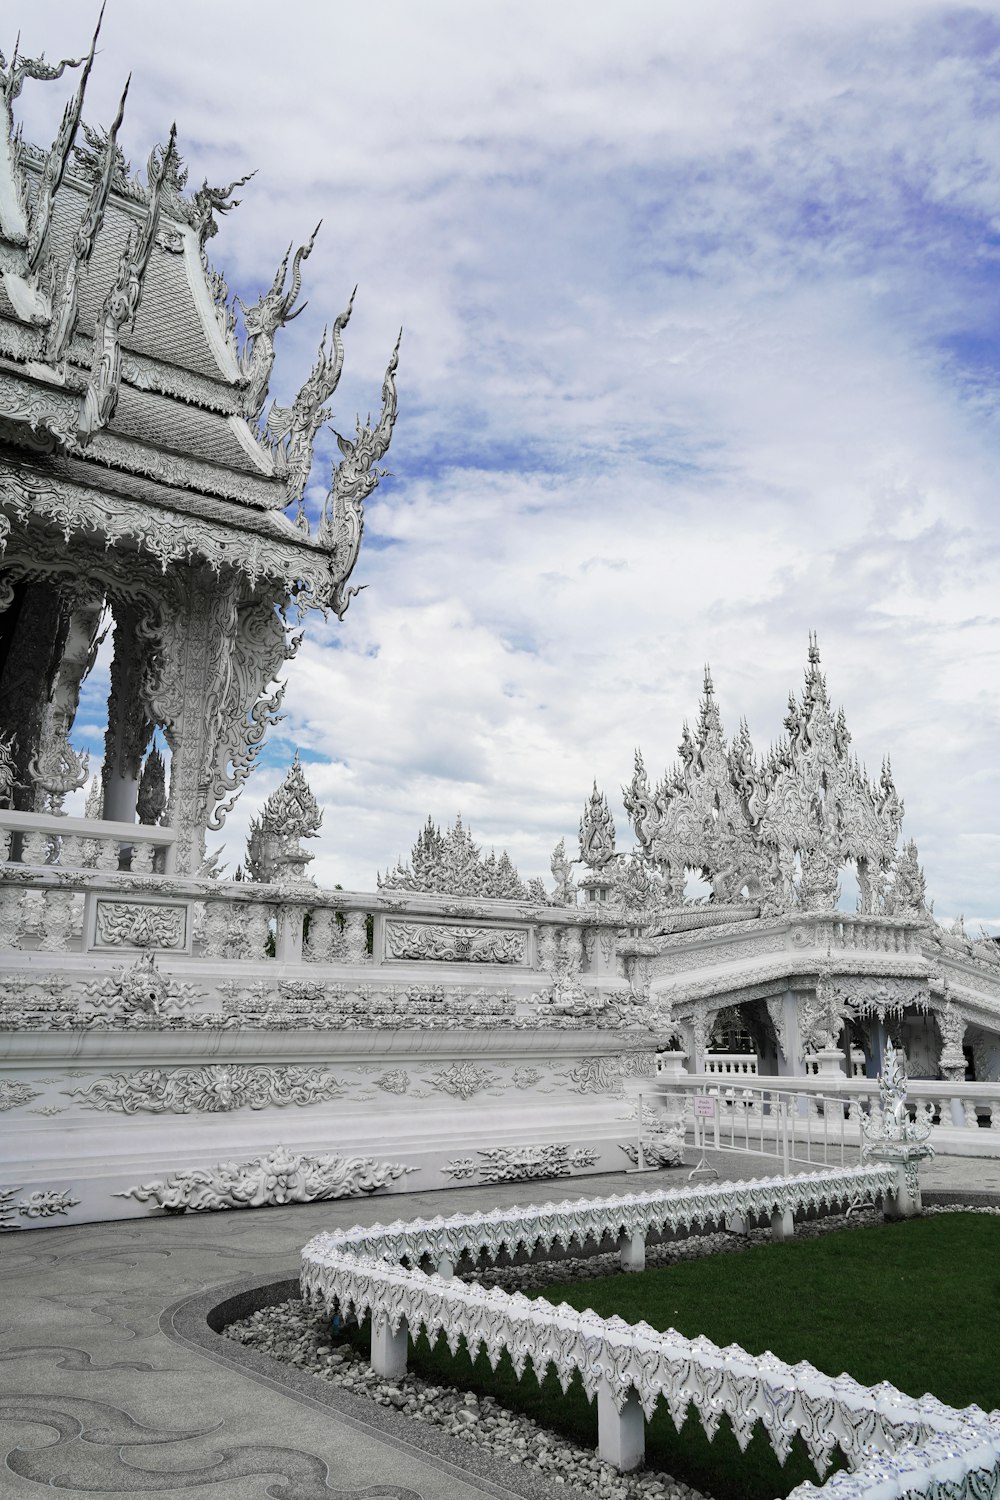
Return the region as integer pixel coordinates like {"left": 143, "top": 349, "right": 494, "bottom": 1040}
{"left": 0, "top": 16, "right": 398, "bottom": 608}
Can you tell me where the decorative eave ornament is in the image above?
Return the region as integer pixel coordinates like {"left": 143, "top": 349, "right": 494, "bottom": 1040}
{"left": 45, "top": 73, "right": 130, "bottom": 369}
{"left": 77, "top": 123, "right": 178, "bottom": 444}
{"left": 237, "top": 222, "right": 321, "bottom": 424}
{"left": 267, "top": 288, "right": 355, "bottom": 520}
{"left": 320, "top": 330, "right": 401, "bottom": 618}
{"left": 24, "top": 4, "right": 103, "bottom": 278}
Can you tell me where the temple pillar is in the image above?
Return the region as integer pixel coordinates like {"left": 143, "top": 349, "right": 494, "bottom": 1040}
{"left": 48, "top": 595, "right": 105, "bottom": 738}
{"left": 102, "top": 602, "right": 153, "bottom": 824}
{"left": 774, "top": 990, "right": 804, "bottom": 1077}
{"left": 155, "top": 574, "right": 228, "bottom": 875}
{"left": 866, "top": 1019, "right": 889, "bottom": 1080}
{"left": 0, "top": 579, "right": 69, "bottom": 808}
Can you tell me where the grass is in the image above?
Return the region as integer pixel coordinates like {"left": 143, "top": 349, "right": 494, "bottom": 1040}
{"left": 339, "top": 1214, "right": 1000, "bottom": 1500}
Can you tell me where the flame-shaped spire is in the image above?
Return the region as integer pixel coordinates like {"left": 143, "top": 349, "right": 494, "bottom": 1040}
{"left": 46, "top": 73, "right": 129, "bottom": 366}
{"left": 78, "top": 123, "right": 177, "bottom": 443}
{"left": 26, "top": 2, "right": 104, "bottom": 274}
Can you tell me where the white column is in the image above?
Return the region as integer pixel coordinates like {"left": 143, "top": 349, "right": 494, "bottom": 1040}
{"left": 770, "top": 1207, "right": 794, "bottom": 1242}
{"left": 618, "top": 1229, "right": 645, "bottom": 1271}
{"left": 370, "top": 1312, "right": 408, "bottom": 1377}
{"left": 597, "top": 1381, "right": 645, "bottom": 1471}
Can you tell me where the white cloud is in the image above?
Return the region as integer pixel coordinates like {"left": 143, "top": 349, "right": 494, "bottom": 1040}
{"left": 16, "top": 1, "right": 1000, "bottom": 922}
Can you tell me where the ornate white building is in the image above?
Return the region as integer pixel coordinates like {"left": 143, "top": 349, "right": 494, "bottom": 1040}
{"left": 577, "top": 641, "right": 1000, "bottom": 1086}
{"left": 1, "top": 20, "right": 999, "bottom": 1234}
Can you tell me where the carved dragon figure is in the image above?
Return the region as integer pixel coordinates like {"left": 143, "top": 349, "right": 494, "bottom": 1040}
{"left": 191, "top": 169, "right": 256, "bottom": 247}
{"left": 0, "top": 35, "right": 85, "bottom": 143}
{"left": 25, "top": 5, "right": 104, "bottom": 276}
{"left": 46, "top": 75, "right": 130, "bottom": 367}
{"left": 236, "top": 222, "right": 321, "bottom": 424}
{"left": 78, "top": 124, "right": 177, "bottom": 443}
{"left": 320, "top": 331, "right": 401, "bottom": 618}
{"left": 266, "top": 289, "right": 355, "bottom": 519}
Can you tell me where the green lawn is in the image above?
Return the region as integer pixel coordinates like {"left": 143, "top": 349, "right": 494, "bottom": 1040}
{"left": 345, "top": 1214, "right": 1000, "bottom": 1500}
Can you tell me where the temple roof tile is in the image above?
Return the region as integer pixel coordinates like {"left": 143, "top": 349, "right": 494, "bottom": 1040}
{"left": 110, "top": 385, "right": 262, "bottom": 474}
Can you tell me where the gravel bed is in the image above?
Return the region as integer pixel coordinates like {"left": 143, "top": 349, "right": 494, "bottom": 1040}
{"left": 224, "top": 1203, "right": 996, "bottom": 1500}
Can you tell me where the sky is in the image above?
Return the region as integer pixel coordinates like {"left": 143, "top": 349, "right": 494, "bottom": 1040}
{"left": 14, "top": 1, "right": 1000, "bottom": 924}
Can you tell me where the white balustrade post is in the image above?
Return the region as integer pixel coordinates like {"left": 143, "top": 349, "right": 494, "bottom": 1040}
{"left": 436, "top": 1255, "right": 454, "bottom": 1279}
{"left": 883, "top": 1162, "right": 922, "bottom": 1219}
{"left": 275, "top": 902, "right": 304, "bottom": 962}
{"left": 597, "top": 1381, "right": 645, "bottom": 1471}
{"left": 770, "top": 1207, "right": 794, "bottom": 1242}
{"left": 725, "top": 1213, "right": 748, "bottom": 1235}
{"left": 619, "top": 1229, "right": 645, "bottom": 1271}
{"left": 370, "top": 1312, "right": 408, "bottom": 1377}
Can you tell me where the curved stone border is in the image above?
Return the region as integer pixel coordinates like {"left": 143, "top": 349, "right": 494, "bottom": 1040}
{"left": 160, "top": 1272, "right": 590, "bottom": 1500}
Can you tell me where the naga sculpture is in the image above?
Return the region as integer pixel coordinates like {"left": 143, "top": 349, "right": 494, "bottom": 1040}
{"left": 267, "top": 290, "right": 355, "bottom": 519}
{"left": 45, "top": 76, "right": 129, "bottom": 367}
{"left": 78, "top": 125, "right": 177, "bottom": 442}
{"left": 321, "top": 331, "right": 401, "bottom": 618}
{"left": 25, "top": 6, "right": 103, "bottom": 276}
{"left": 0, "top": 37, "right": 84, "bottom": 112}
{"left": 191, "top": 170, "right": 256, "bottom": 248}
{"left": 236, "top": 223, "right": 321, "bottom": 424}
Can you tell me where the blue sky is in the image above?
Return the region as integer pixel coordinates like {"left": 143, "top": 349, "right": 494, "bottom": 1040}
{"left": 18, "top": 1, "right": 1000, "bottom": 923}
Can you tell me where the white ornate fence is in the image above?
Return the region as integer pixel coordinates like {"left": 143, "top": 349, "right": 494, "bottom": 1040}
{"left": 299, "top": 1163, "right": 1000, "bottom": 1488}
{"left": 662, "top": 1074, "right": 1000, "bottom": 1170}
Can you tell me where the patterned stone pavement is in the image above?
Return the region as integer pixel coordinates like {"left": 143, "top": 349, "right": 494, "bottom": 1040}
{"left": 0, "top": 1150, "right": 996, "bottom": 1500}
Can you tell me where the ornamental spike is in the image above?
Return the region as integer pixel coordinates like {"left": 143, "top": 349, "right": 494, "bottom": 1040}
{"left": 323, "top": 330, "right": 401, "bottom": 618}
{"left": 26, "top": 1, "right": 104, "bottom": 273}
{"left": 78, "top": 123, "right": 176, "bottom": 443}
{"left": 46, "top": 72, "right": 130, "bottom": 366}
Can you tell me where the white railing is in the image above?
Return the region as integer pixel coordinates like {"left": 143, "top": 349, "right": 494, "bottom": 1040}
{"left": 0, "top": 855, "right": 623, "bottom": 972}
{"left": 786, "top": 1423, "right": 1000, "bottom": 1500}
{"left": 665, "top": 1074, "right": 1000, "bottom": 1169}
{"left": 0, "top": 807, "right": 176, "bottom": 873}
{"left": 301, "top": 1164, "right": 998, "bottom": 1488}
{"left": 683, "top": 1081, "right": 865, "bottom": 1172}
{"left": 704, "top": 1051, "right": 758, "bottom": 1075}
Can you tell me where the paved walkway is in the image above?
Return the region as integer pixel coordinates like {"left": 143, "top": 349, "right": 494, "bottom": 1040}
{"left": 1, "top": 1150, "right": 996, "bottom": 1500}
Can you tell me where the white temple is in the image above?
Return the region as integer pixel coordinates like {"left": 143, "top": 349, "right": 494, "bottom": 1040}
{"left": 1, "top": 18, "right": 999, "bottom": 1233}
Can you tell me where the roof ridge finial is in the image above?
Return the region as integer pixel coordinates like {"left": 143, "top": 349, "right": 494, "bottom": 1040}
{"left": 46, "top": 69, "right": 130, "bottom": 367}
{"left": 26, "top": 0, "right": 105, "bottom": 274}
{"left": 77, "top": 119, "right": 177, "bottom": 444}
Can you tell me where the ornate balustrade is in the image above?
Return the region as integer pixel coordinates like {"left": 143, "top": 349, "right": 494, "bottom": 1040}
{"left": 0, "top": 858, "right": 625, "bottom": 973}
{"left": 301, "top": 1164, "right": 974, "bottom": 1480}
{"left": 703, "top": 1052, "right": 758, "bottom": 1075}
{"left": 661, "top": 1074, "right": 1000, "bottom": 1157}
{"left": 0, "top": 808, "right": 176, "bottom": 874}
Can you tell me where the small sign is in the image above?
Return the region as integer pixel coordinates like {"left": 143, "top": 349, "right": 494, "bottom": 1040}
{"left": 694, "top": 1094, "right": 717, "bottom": 1119}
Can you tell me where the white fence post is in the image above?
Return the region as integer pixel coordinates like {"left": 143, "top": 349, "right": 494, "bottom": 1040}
{"left": 619, "top": 1229, "right": 646, "bottom": 1270}
{"left": 371, "top": 1312, "right": 408, "bottom": 1377}
{"left": 597, "top": 1381, "right": 645, "bottom": 1470}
